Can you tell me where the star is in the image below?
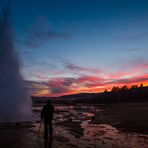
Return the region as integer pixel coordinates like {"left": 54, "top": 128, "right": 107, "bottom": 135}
{"left": 60, "top": 20, "right": 63, "bottom": 24}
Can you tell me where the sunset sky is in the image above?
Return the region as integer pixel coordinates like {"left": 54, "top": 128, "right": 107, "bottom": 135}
{"left": 1, "top": 0, "right": 148, "bottom": 97}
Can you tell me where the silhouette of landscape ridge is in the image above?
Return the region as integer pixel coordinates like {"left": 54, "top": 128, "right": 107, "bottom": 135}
{"left": 32, "top": 84, "right": 148, "bottom": 104}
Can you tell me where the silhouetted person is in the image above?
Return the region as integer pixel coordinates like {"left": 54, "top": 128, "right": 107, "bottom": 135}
{"left": 41, "top": 100, "right": 54, "bottom": 148}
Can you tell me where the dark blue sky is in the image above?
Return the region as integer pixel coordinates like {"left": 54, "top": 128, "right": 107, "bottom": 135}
{"left": 0, "top": 0, "right": 148, "bottom": 96}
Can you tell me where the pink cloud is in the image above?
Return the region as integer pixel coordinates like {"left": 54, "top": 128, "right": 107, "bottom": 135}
{"left": 28, "top": 72, "right": 148, "bottom": 97}
{"left": 76, "top": 75, "right": 103, "bottom": 83}
{"left": 28, "top": 58, "right": 148, "bottom": 96}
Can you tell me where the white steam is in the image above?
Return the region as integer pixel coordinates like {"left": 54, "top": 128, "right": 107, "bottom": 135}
{"left": 0, "top": 9, "right": 31, "bottom": 122}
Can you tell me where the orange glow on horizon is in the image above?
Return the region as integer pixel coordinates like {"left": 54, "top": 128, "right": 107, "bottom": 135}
{"left": 30, "top": 67, "right": 148, "bottom": 97}
{"left": 32, "top": 80, "right": 148, "bottom": 97}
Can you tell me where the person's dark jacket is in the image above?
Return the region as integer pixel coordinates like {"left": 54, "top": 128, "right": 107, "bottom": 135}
{"left": 41, "top": 104, "right": 54, "bottom": 123}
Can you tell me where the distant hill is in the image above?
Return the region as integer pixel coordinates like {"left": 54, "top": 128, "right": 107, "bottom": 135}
{"left": 32, "top": 85, "right": 148, "bottom": 104}
{"left": 31, "top": 92, "right": 97, "bottom": 104}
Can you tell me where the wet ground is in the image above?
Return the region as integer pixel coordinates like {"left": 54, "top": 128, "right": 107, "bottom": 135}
{"left": 0, "top": 104, "right": 148, "bottom": 148}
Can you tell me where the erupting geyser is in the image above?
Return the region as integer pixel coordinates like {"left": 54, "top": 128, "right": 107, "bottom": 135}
{"left": 0, "top": 10, "right": 31, "bottom": 122}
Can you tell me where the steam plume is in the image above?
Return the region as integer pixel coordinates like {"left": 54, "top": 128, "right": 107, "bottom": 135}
{"left": 0, "top": 9, "right": 31, "bottom": 121}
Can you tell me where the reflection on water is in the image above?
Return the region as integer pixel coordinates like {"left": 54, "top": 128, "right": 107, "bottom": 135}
{"left": 33, "top": 105, "right": 148, "bottom": 148}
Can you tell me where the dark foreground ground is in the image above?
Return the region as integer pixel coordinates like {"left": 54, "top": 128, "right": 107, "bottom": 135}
{"left": 0, "top": 103, "right": 148, "bottom": 148}
{"left": 91, "top": 103, "right": 148, "bottom": 134}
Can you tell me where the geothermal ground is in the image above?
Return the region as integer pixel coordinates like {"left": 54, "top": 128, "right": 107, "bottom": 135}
{"left": 0, "top": 103, "right": 148, "bottom": 148}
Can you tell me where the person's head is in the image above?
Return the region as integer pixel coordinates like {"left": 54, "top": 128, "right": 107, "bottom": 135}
{"left": 46, "top": 99, "right": 52, "bottom": 106}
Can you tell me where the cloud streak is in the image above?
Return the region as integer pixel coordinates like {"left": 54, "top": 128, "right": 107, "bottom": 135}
{"left": 116, "top": 32, "right": 148, "bottom": 41}
{"left": 60, "top": 58, "right": 101, "bottom": 75}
